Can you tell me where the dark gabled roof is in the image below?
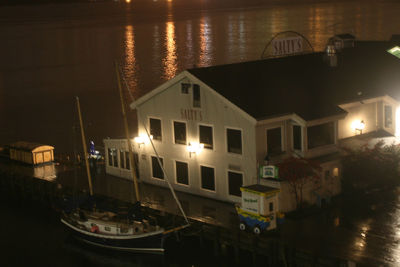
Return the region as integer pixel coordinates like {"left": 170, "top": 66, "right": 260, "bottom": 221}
{"left": 188, "top": 40, "right": 400, "bottom": 121}
{"left": 334, "top": 33, "right": 356, "bottom": 40}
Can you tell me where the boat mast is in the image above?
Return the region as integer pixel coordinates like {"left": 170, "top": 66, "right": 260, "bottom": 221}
{"left": 116, "top": 62, "right": 189, "bottom": 224}
{"left": 142, "top": 124, "right": 189, "bottom": 224}
{"left": 76, "top": 96, "right": 94, "bottom": 196}
{"left": 115, "top": 62, "right": 141, "bottom": 202}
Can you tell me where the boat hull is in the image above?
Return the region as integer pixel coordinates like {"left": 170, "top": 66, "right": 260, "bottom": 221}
{"left": 61, "top": 219, "right": 166, "bottom": 254}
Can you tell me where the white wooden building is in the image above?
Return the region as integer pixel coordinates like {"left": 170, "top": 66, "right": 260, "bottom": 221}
{"left": 105, "top": 37, "right": 400, "bottom": 211}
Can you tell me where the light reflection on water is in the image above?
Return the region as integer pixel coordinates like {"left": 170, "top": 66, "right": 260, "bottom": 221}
{"left": 164, "top": 21, "right": 177, "bottom": 80}
{"left": 124, "top": 25, "right": 138, "bottom": 96}
{"left": 199, "top": 15, "right": 212, "bottom": 67}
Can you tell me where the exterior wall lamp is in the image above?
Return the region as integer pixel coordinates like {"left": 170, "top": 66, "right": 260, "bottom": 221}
{"left": 134, "top": 134, "right": 153, "bottom": 148}
{"left": 352, "top": 120, "right": 365, "bottom": 135}
{"left": 187, "top": 142, "right": 204, "bottom": 157}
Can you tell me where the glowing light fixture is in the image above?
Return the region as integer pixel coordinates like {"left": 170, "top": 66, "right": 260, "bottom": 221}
{"left": 351, "top": 120, "right": 365, "bottom": 134}
{"left": 134, "top": 134, "right": 153, "bottom": 147}
{"left": 187, "top": 142, "right": 204, "bottom": 157}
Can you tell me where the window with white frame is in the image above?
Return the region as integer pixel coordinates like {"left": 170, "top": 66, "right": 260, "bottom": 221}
{"left": 150, "top": 118, "right": 162, "bottom": 141}
{"left": 385, "top": 105, "right": 393, "bottom": 128}
{"left": 174, "top": 121, "right": 187, "bottom": 145}
{"left": 175, "top": 161, "right": 189, "bottom": 185}
{"left": 266, "top": 127, "right": 282, "bottom": 156}
{"left": 120, "top": 151, "right": 125, "bottom": 169}
{"left": 227, "top": 128, "right": 242, "bottom": 154}
{"left": 201, "top": 166, "right": 215, "bottom": 191}
{"left": 228, "top": 171, "right": 243, "bottom": 197}
{"left": 307, "top": 122, "right": 335, "bottom": 149}
{"left": 151, "top": 156, "right": 164, "bottom": 179}
{"left": 293, "top": 125, "right": 302, "bottom": 150}
{"left": 181, "top": 83, "right": 190, "bottom": 94}
{"left": 199, "top": 125, "right": 213, "bottom": 149}
{"left": 108, "top": 148, "right": 118, "bottom": 167}
{"left": 193, "top": 84, "right": 201, "bottom": 108}
{"left": 125, "top": 151, "right": 130, "bottom": 170}
{"left": 107, "top": 148, "right": 113, "bottom": 166}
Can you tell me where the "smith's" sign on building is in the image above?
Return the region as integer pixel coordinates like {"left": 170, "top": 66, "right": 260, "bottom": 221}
{"left": 272, "top": 36, "right": 303, "bottom": 56}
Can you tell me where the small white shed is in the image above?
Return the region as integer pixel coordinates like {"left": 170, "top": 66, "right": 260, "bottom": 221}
{"left": 9, "top": 141, "right": 54, "bottom": 165}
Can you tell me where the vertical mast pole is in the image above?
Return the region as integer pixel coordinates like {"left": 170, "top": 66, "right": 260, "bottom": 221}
{"left": 76, "top": 96, "right": 93, "bottom": 196}
{"left": 115, "top": 61, "right": 140, "bottom": 202}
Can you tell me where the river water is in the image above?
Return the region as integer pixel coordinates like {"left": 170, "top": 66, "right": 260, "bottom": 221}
{"left": 2, "top": 0, "right": 400, "bottom": 153}
{"left": 2, "top": 0, "right": 400, "bottom": 266}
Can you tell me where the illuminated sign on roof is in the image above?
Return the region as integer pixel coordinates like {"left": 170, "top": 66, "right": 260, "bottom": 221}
{"left": 387, "top": 46, "right": 400, "bottom": 59}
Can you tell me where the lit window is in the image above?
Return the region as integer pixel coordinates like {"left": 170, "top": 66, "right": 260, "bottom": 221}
{"left": 150, "top": 118, "right": 162, "bottom": 141}
{"left": 201, "top": 166, "right": 215, "bottom": 191}
{"left": 333, "top": 167, "right": 339, "bottom": 177}
{"left": 199, "top": 125, "right": 213, "bottom": 149}
{"left": 227, "top": 128, "right": 242, "bottom": 154}
{"left": 174, "top": 121, "right": 187, "bottom": 145}
{"left": 176, "top": 161, "right": 189, "bottom": 185}
{"left": 151, "top": 156, "right": 164, "bottom": 179}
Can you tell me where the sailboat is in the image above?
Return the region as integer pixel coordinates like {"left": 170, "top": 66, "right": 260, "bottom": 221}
{"left": 60, "top": 64, "right": 189, "bottom": 254}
